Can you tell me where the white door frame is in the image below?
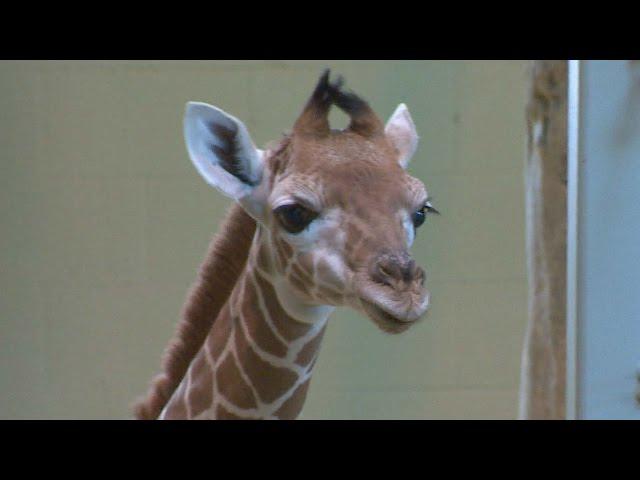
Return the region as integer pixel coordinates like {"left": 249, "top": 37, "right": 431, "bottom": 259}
{"left": 566, "top": 59, "right": 581, "bottom": 420}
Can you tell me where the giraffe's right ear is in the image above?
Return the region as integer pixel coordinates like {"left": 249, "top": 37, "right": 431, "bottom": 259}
{"left": 184, "top": 102, "right": 264, "bottom": 200}
{"left": 384, "top": 103, "right": 419, "bottom": 169}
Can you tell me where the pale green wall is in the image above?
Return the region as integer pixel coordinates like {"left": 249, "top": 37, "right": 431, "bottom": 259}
{"left": 0, "top": 60, "right": 528, "bottom": 419}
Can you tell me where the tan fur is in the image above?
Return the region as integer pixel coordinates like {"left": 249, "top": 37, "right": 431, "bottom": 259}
{"left": 133, "top": 203, "right": 256, "bottom": 420}
{"left": 136, "top": 70, "right": 432, "bottom": 420}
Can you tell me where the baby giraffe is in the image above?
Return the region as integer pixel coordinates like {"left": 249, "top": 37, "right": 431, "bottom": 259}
{"left": 134, "top": 70, "right": 438, "bottom": 420}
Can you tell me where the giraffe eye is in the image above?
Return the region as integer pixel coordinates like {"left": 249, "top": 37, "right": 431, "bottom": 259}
{"left": 413, "top": 201, "right": 439, "bottom": 229}
{"left": 413, "top": 207, "right": 427, "bottom": 228}
{"left": 274, "top": 203, "right": 318, "bottom": 234}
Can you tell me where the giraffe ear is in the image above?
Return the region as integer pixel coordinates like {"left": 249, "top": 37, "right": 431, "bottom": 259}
{"left": 184, "top": 102, "right": 264, "bottom": 200}
{"left": 384, "top": 103, "right": 419, "bottom": 169}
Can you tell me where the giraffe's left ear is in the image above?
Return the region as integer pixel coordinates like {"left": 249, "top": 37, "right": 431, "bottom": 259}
{"left": 385, "top": 103, "right": 419, "bottom": 169}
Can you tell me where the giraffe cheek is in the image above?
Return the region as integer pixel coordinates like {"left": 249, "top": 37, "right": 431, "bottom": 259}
{"left": 316, "top": 256, "right": 346, "bottom": 291}
{"left": 256, "top": 241, "right": 275, "bottom": 273}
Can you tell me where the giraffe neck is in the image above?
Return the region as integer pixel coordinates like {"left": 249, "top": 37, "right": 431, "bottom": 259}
{"left": 159, "top": 227, "right": 334, "bottom": 420}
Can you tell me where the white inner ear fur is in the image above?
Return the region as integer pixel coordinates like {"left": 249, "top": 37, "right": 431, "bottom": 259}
{"left": 184, "top": 101, "right": 264, "bottom": 201}
{"left": 384, "top": 103, "right": 419, "bottom": 169}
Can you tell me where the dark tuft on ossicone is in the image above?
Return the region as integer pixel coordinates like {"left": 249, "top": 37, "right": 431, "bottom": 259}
{"left": 310, "top": 69, "right": 371, "bottom": 120}
{"left": 294, "top": 69, "right": 384, "bottom": 137}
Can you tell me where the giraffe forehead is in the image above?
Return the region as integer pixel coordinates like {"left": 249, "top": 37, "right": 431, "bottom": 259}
{"left": 266, "top": 134, "right": 427, "bottom": 241}
{"left": 291, "top": 130, "right": 396, "bottom": 166}
{"left": 270, "top": 165, "right": 426, "bottom": 211}
{"left": 266, "top": 130, "right": 428, "bottom": 206}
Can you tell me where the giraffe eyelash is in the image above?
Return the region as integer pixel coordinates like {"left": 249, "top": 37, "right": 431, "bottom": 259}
{"left": 424, "top": 196, "right": 440, "bottom": 215}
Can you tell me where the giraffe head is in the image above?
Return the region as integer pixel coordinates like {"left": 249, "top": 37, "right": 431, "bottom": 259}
{"left": 184, "top": 70, "right": 438, "bottom": 334}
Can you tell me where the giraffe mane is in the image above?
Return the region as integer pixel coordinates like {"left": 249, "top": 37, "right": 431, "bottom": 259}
{"left": 132, "top": 203, "right": 256, "bottom": 420}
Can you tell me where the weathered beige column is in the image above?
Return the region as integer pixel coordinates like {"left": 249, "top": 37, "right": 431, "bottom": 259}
{"left": 519, "top": 60, "right": 568, "bottom": 420}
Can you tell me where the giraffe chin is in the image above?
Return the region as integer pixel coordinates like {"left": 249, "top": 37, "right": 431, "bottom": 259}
{"left": 360, "top": 299, "right": 422, "bottom": 335}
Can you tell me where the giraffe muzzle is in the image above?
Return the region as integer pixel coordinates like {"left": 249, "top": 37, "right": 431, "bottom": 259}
{"left": 354, "top": 251, "right": 430, "bottom": 332}
{"left": 371, "top": 250, "right": 425, "bottom": 292}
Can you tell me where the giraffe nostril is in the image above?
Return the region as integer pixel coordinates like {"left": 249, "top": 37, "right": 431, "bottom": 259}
{"left": 379, "top": 264, "right": 393, "bottom": 279}
{"left": 373, "top": 262, "right": 395, "bottom": 287}
{"left": 371, "top": 251, "right": 423, "bottom": 288}
{"left": 402, "top": 259, "right": 417, "bottom": 283}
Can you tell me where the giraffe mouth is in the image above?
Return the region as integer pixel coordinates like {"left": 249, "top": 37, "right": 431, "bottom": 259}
{"left": 360, "top": 298, "right": 416, "bottom": 334}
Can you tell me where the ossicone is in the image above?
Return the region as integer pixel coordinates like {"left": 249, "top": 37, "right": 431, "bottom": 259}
{"left": 292, "top": 69, "right": 384, "bottom": 138}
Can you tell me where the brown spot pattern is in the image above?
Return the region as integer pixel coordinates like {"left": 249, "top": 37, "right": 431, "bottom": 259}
{"left": 215, "top": 404, "right": 254, "bottom": 420}
{"left": 240, "top": 287, "right": 289, "bottom": 358}
{"left": 295, "top": 324, "right": 327, "bottom": 368}
{"left": 274, "top": 380, "right": 312, "bottom": 419}
{"left": 187, "top": 350, "right": 214, "bottom": 418}
{"left": 216, "top": 352, "right": 259, "bottom": 410}
{"left": 233, "top": 322, "right": 298, "bottom": 404}
{"left": 253, "top": 269, "right": 313, "bottom": 341}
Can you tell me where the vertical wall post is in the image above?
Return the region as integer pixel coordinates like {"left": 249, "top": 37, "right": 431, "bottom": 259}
{"left": 519, "top": 60, "right": 568, "bottom": 420}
